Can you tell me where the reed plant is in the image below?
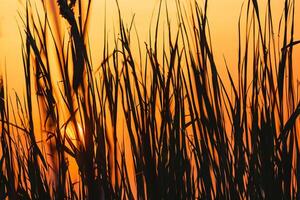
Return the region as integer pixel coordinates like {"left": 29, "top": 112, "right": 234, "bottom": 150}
{"left": 0, "top": 0, "right": 300, "bottom": 199}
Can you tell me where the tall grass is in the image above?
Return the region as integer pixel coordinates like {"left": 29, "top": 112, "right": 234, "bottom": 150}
{"left": 1, "top": 0, "right": 300, "bottom": 199}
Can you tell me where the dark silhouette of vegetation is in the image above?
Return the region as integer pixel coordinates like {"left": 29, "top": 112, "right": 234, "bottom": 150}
{"left": 1, "top": 0, "right": 300, "bottom": 199}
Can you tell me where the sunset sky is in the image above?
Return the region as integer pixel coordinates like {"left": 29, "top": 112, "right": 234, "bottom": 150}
{"left": 1, "top": 1, "right": 300, "bottom": 199}
{"left": 1, "top": 0, "right": 299, "bottom": 93}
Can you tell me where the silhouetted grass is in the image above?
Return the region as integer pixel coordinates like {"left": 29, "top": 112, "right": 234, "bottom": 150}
{"left": 0, "top": 0, "right": 300, "bottom": 199}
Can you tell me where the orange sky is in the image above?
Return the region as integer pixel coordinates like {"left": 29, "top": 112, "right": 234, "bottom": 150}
{"left": 0, "top": 1, "right": 300, "bottom": 197}
{"left": 0, "top": 0, "right": 299, "bottom": 93}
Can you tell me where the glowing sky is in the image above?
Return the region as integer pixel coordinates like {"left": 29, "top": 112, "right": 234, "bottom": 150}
{"left": 1, "top": 1, "right": 300, "bottom": 195}
{"left": 0, "top": 0, "right": 299, "bottom": 93}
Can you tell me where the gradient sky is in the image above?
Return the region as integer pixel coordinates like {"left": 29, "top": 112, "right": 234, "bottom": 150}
{"left": 1, "top": 0, "right": 299, "bottom": 193}
{"left": 0, "top": 0, "right": 299, "bottom": 94}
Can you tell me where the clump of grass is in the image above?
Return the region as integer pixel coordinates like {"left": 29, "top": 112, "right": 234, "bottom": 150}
{"left": 0, "top": 0, "right": 300, "bottom": 199}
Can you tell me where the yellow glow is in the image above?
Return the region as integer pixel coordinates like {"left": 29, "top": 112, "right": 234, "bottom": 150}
{"left": 65, "top": 122, "right": 85, "bottom": 149}
{"left": 1, "top": 0, "right": 299, "bottom": 92}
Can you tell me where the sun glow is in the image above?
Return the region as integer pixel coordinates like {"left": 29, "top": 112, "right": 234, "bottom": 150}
{"left": 65, "top": 122, "right": 85, "bottom": 149}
